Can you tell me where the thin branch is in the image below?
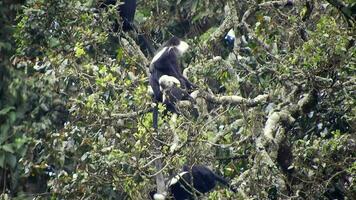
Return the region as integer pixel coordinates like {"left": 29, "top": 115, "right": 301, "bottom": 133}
{"left": 206, "top": 93, "right": 269, "bottom": 107}
{"left": 108, "top": 107, "right": 152, "bottom": 119}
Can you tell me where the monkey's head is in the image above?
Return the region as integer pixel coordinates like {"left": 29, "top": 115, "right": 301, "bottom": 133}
{"left": 165, "top": 36, "right": 189, "bottom": 56}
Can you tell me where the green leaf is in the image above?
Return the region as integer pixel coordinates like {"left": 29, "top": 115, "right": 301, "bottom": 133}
{"left": 191, "top": 0, "right": 198, "bottom": 14}
{"left": 0, "top": 107, "right": 15, "bottom": 116}
{"left": 1, "top": 144, "right": 15, "bottom": 153}
{"left": 0, "top": 153, "right": 5, "bottom": 168}
{"left": 75, "top": 43, "right": 86, "bottom": 58}
{"left": 6, "top": 153, "right": 17, "bottom": 169}
{"left": 8, "top": 111, "right": 16, "bottom": 124}
{"left": 15, "top": 137, "right": 28, "bottom": 149}
{"left": 116, "top": 48, "right": 124, "bottom": 61}
{"left": 49, "top": 37, "right": 60, "bottom": 48}
{"left": 0, "top": 124, "right": 9, "bottom": 143}
{"left": 75, "top": 47, "right": 85, "bottom": 58}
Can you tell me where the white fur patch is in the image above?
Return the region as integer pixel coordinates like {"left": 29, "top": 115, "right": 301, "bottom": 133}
{"left": 168, "top": 171, "right": 189, "bottom": 186}
{"left": 147, "top": 86, "right": 154, "bottom": 96}
{"left": 176, "top": 40, "right": 189, "bottom": 55}
{"left": 227, "top": 29, "right": 235, "bottom": 38}
{"left": 151, "top": 47, "right": 167, "bottom": 64}
{"left": 151, "top": 40, "right": 189, "bottom": 65}
{"left": 162, "top": 93, "right": 166, "bottom": 102}
{"left": 159, "top": 75, "right": 181, "bottom": 89}
{"left": 190, "top": 90, "right": 199, "bottom": 99}
{"left": 153, "top": 193, "right": 166, "bottom": 200}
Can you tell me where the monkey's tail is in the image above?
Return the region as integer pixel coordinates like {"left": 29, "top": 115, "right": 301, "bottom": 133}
{"left": 138, "top": 34, "right": 156, "bottom": 57}
{"left": 130, "top": 23, "right": 156, "bottom": 57}
{"left": 152, "top": 102, "right": 158, "bottom": 130}
{"left": 214, "top": 174, "right": 237, "bottom": 193}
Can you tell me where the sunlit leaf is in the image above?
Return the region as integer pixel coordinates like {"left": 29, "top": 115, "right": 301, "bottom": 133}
{"left": 6, "top": 153, "right": 17, "bottom": 169}
{"left": 0, "top": 107, "right": 15, "bottom": 116}
{"left": 1, "top": 144, "right": 15, "bottom": 153}
{"left": 0, "top": 153, "right": 5, "bottom": 168}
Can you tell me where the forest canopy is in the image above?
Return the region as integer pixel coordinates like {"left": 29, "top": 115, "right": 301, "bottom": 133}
{"left": 0, "top": 0, "right": 355, "bottom": 199}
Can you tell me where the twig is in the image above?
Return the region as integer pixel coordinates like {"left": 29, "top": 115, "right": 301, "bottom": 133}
{"left": 108, "top": 108, "right": 152, "bottom": 118}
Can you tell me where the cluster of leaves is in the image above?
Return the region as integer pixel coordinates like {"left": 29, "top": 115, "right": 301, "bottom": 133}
{"left": 139, "top": 0, "right": 227, "bottom": 40}
{"left": 0, "top": 0, "right": 32, "bottom": 197}
{"left": 292, "top": 131, "right": 355, "bottom": 198}
{"left": 2, "top": 0, "right": 154, "bottom": 198}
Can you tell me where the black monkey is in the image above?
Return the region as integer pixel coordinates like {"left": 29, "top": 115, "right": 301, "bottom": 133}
{"left": 100, "top": 0, "right": 136, "bottom": 31}
{"left": 167, "top": 165, "right": 236, "bottom": 200}
{"left": 149, "top": 37, "right": 196, "bottom": 128}
{"left": 149, "top": 36, "right": 195, "bottom": 102}
{"left": 118, "top": 0, "right": 136, "bottom": 31}
{"left": 100, "top": 0, "right": 155, "bottom": 56}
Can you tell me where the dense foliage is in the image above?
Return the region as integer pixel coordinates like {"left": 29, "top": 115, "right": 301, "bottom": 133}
{"left": 0, "top": 0, "right": 355, "bottom": 199}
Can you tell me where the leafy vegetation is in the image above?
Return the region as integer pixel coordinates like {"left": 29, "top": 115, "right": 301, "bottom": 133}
{"left": 0, "top": 0, "right": 355, "bottom": 199}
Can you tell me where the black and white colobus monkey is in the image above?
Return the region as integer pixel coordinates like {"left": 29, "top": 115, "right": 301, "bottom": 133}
{"left": 149, "top": 37, "right": 196, "bottom": 127}
{"left": 169, "top": 165, "right": 236, "bottom": 200}
{"left": 151, "top": 165, "right": 235, "bottom": 200}
{"left": 100, "top": 0, "right": 136, "bottom": 31}
{"left": 149, "top": 37, "right": 195, "bottom": 101}
{"left": 100, "top": 0, "right": 155, "bottom": 56}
